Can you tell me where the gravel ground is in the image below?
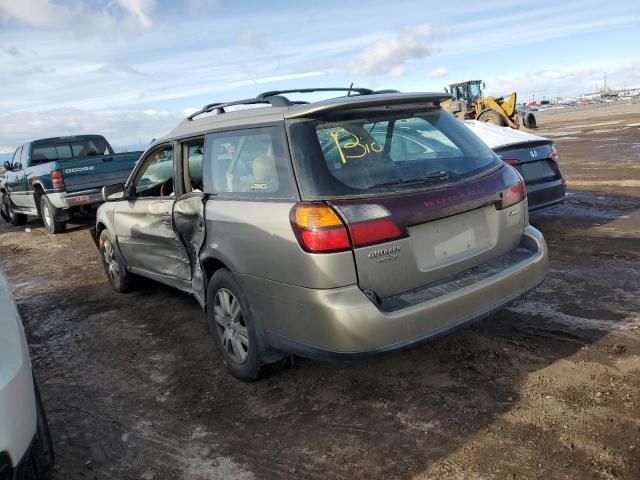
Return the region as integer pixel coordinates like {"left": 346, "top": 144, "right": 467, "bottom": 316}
{"left": 1, "top": 104, "right": 639, "bottom": 479}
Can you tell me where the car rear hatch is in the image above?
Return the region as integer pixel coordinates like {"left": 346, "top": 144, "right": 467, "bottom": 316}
{"left": 56, "top": 152, "right": 141, "bottom": 193}
{"left": 287, "top": 105, "right": 528, "bottom": 299}
{"left": 328, "top": 166, "right": 526, "bottom": 298}
{"left": 496, "top": 141, "right": 561, "bottom": 185}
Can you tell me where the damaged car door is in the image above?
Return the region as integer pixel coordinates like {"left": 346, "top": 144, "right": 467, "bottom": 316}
{"left": 172, "top": 140, "right": 207, "bottom": 304}
{"left": 113, "top": 143, "right": 191, "bottom": 282}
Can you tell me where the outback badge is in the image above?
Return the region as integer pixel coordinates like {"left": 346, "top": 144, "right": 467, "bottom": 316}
{"left": 367, "top": 245, "right": 401, "bottom": 263}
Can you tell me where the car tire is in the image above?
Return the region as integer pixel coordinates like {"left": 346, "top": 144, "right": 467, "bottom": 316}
{"left": 1, "top": 192, "right": 27, "bottom": 226}
{"left": 477, "top": 109, "right": 508, "bottom": 126}
{"left": 24, "top": 378, "right": 54, "bottom": 480}
{"left": 39, "top": 196, "right": 66, "bottom": 234}
{"left": 207, "top": 269, "right": 264, "bottom": 381}
{"left": 99, "top": 229, "right": 132, "bottom": 293}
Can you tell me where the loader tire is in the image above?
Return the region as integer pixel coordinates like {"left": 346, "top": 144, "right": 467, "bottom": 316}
{"left": 477, "top": 109, "right": 508, "bottom": 127}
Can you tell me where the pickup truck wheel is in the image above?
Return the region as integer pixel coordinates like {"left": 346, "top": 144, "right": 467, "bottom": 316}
{"left": 1, "top": 193, "right": 27, "bottom": 226}
{"left": 99, "top": 229, "right": 132, "bottom": 293}
{"left": 39, "top": 196, "right": 66, "bottom": 234}
{"left": 207, "top": 269, "right": 264, "bottom": 381}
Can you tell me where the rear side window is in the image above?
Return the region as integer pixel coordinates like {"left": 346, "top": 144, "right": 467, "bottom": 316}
{"left": 288, "top": 110, "right": 501, "bottom": 199}
{"left": 204, "top": 125, "right": 295, "bottom": 199}
{"left": 184, "top": 142, "right": 204, "bottom": 192}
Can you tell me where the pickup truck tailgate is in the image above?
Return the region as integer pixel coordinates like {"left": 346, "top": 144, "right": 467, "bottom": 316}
{"left": 56, "top": 152, "right": 142, "bottom": 193}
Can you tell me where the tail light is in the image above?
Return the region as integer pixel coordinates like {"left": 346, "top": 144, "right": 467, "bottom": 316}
{"left": 499, "top": 178, "right": 527, "bottom": 209}
{"left": 290, "top": 203, "right": 351, "bottom": 253}
{"left": 51, "top": 170, "right": 64, "bottom": 190}
{"left": 502, "top": 158, "right": 520, "bottom": 166}
{"left": 290, "top": 203, "right": 404, "bottom": 253}
{"left": 549, "top": 143, "right": 559, "bottom": 161}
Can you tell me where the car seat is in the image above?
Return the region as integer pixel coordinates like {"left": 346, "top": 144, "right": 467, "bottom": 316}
{"left": 251, "top": 155, "right": 279, "bottom": 192}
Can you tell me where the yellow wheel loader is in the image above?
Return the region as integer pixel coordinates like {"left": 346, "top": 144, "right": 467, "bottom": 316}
{"left": 441, "top": 80, "right": 536, "bottom": 129}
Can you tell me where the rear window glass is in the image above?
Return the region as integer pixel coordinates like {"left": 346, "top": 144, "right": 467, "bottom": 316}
{"left": 31, "top": 137, "right": 113, "bottom": 163}
{"left": 288, "top": 110, "right": 501, "bottom": 199}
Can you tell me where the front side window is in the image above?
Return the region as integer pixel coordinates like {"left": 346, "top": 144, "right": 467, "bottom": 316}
{"left": 134, "top": 145, "right": 175, "bottom": 198}
{"left": 11, "top": 146, "right": 22, "bottom": 168}
{"left": 288, "top": 109, "right": 501, "bottom": 199}
{"left": 469, "top": 82, "right": 482, "bottom": 102}
{"left": 204, "top": 126, "right": 294, "bottom": 198}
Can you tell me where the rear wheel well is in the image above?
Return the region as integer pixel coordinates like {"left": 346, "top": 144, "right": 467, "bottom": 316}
{"left": 202, "top": 257, "right": 228, "bottom": 284}
{"left": 201, "top": 257, "right": 230, "bottom": 312}
{"left": 32, "top": 184, "right": 46, "bottom": 214}
{"left": 202, "top": 256, "right": 283, "bottom": 363}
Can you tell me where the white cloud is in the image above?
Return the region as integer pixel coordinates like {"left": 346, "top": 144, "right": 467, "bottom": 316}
{"left": 0, "top": 0, "right": 155, "bottom": 34}
{"left": 0, "top": 108, "right": 182, "bottom": 150}
{"left": 0, "top": 44, "right": 22, "bottom": 57}
{"left": 349, "top": 24, "right": 435, "bottom": 75}
{"left": 390, "top": 65, "right": 407, "bottom": 77}
{"left": 486, "top": 61, "right": 640, "bottom": 100}
{"left": 0, "top": 0, "right": 67, "bottom": 27}
{"left": 114, "top": 0, "right": 154, "bottom": 30}
{"left": 426, "top": 67, "right": 448, "bottom": 79}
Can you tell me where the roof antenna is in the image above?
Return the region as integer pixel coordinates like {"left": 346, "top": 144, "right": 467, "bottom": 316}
{"left": 347, "top": 82, "right": 354, "bottom": 97}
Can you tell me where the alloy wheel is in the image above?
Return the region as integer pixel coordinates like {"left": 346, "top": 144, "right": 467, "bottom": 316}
{"left": 42, "top": 201, "right": 52, "bottom": 228}
{"left": 213, "top": 288, "right": 249, "bottom": 364}
{"left": 102, "top": 240, "right": 120, "bottom": 284}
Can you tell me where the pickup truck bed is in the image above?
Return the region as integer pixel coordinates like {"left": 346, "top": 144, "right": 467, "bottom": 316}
{"left": 47, "top": 152, "right": 141, "bottom": 209}
{"left": 1, "top": 135, "right": 142, "bottom": 233}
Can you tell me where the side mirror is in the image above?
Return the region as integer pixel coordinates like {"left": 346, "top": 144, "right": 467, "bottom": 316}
{"left": 3, "top": 161, "right": 11, "bottom": 171}
{"left": 102, "top": 183, "right": 125, "bottom": 202}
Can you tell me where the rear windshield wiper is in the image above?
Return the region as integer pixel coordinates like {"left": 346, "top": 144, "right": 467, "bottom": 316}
{"left": 370, "top": 170, "right": 449, "bottom": 189}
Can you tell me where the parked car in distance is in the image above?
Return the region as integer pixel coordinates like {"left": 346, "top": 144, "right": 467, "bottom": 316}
{"left": 0, "top": 267, "right": 54, "bottom": 479}
{"left": 463, "top": 120, "right": 566, "bottom": 212}
{"left": 0, "top": 135, "right": 142, "bottom": 233}
{"left": 92, "top": 88, "right": 548, "bottom": 381}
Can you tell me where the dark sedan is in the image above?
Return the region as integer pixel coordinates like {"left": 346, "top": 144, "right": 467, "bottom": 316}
{"left": 464, "top": 120, "right": 566, "bottom": 212}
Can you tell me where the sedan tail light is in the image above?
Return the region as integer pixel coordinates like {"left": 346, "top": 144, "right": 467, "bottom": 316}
{"left": 502, "top": 159, "right": 520, "bottom": 166}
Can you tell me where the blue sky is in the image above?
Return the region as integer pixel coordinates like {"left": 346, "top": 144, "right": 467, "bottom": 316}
{"left": 0, "top": 0, "right": 638, "bottom": 153}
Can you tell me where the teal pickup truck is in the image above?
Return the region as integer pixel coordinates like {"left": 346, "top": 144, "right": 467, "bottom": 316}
{"left": 0, "top": 135, "right": 142, "bottom": 233}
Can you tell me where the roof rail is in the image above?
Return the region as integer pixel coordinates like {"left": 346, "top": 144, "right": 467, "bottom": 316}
{"left": 186, "top": 88, "right": 403, "bottom": 121}
{"left": 257, "top": 87, "right": 375, "bottom": 99}
{"left": 186, "top": 95, "right": 292, "bottom": 121}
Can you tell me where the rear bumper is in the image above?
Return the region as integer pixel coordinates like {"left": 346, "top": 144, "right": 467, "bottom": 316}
{"left": 47, "top": 189, "right": 103, "bottom": 210}
{"left": 244, "top": 226, "right": 548, "bottom": 358}
{"left": 527, "top": 178, "right": 566, "bottom": 212}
